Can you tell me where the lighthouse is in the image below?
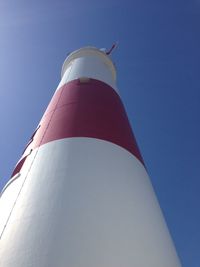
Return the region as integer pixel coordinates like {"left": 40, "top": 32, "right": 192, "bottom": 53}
{"left": 0, "top": 47, "right": 181, "bottom": 267}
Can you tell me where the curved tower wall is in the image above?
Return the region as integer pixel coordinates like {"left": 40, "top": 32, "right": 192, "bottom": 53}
{"left": 0, "top": 47, "right": 181, "bottom": 267}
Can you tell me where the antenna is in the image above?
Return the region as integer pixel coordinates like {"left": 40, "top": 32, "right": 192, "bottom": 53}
{"left": 106, "top": 42, "right": 118, "bottom": 55}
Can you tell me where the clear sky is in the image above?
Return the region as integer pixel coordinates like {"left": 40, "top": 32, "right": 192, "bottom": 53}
{"left": 0, "top": 0, "right": 199, "bottom": 266}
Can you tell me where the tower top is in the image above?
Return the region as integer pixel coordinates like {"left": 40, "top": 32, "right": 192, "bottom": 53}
{"left": 61, "top": 46, "right": 116, "bottom": 81}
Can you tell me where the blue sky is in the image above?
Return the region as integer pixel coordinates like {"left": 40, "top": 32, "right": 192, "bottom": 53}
{"left": 0, "top": 0, "right": 200, "bottom": 266}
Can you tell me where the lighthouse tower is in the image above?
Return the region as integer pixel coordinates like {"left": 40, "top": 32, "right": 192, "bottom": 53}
{"left": 0, "top": 47, "right": 181, "bottom": 267}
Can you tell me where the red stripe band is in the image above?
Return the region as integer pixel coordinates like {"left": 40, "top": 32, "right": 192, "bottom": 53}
{"left": 11, "top": 79, "right": 143, "bottom": 178}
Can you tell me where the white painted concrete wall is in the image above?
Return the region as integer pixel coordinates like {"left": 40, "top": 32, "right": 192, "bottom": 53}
{"left": 0, "top": 138, "right": 181, "bottom": 267}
